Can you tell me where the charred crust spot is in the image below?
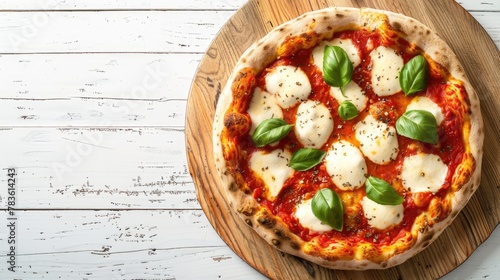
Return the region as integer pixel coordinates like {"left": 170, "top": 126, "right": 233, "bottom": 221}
{"left": 231, "top": 67, "right": 255, "bottom": 100}
{"left": 381, "top": 262, "right": 388, "bottom": 268}
{"left": 228, "top": 182, "right": 237, "bottom": 192}
{"left": 241, "top": 58, "right": 247, "bottom": 63}
{"left": 323, "top": 16, "right": 330, "bottom": 20}
{"left": 335, "top": 13, "right": 344, "bottom": 18}
{"left": 274, "top": 229, "right": 290, "bottom": 240}
{"left": 290, "top": 242, "right": 300, "bottom": 250}
{"left": 272, "top": 239, "right": 281, "bottom": 246}
{"left": 263, "top": 44, "right": 269, "bottom": 51}
{"left": 392, "top": 21, "right": 402, "bottom": 31}
{"left": 223, "top": 112, "right": 250, "bottom": 136}
{"left": 421, "top": 241, "right": 430, "bottom": 248}
{"left": 243, "top": 188, "right": 251, "bottom": 195}
{"left": 257, "top": 215, "right": 276, "bottom": 228}
{"left": 426, "top": 30, "right": 431, "bottom": 35}
{"left": 245, "top": 219, "right": 253, "bottom": 227}
{"left": 237, "top": 205, "right": 254, "bottom": 216}
{"left": 279, "top": 27, "right": 286, "bottom": 32}
{"left": 327, "top": 26, "right": 333, "bottom": 31}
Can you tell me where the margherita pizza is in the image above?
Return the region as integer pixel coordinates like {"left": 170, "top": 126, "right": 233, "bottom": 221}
{"left": 212, "top": 7, "right": 483, "bottom": 269}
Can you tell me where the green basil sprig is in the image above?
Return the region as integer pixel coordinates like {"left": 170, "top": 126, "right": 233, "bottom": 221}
{"left": 323, "top": 46, "right": 353, "bottom": 97}
{"left": 289, "top": 148, "right": 325, "bottom": 171}
{"left": 399, "top": 55, "right": 429, "bottom": 96}
{"left": 365, "top": 176, "right": 404, "bottom": 205}
{"left": 311, "top": 188, "right": 343, "bottom": 231}
{"left": 252, "top": 118, "right": 292, "bottom": 147}
{"left": 338, "top": 100, "right": 358, "bottom": 120}
{"left": 396, "top": 110, "right": 438, "bottom": 144}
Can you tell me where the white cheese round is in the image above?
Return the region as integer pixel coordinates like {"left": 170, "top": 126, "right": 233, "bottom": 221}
{"left": 370, "top": 46, "right": 404, "bottom": 96}
{"left": 249, "top": 149, "right": 295, "bottom": 201}
{"left": 295, "top": 198, "right": 333, "bottom": 233}
{"left": 265, "top": 65, "right": 311, "bottom": 109}
{"left": 294, "top": 100, "right": 334, "bottom": 148}
{"left": 355, "top": 115, "right": 399, "bottom": 165}
{"left": 247, "top": 87, "right": 283, "bottom": 134}
{"left": 361, "top": 196, "right": 404, "bottom": 230}
{"left": 406, "top": 96, "right": 444, "bottom": 126}
{"left": 401, "top": 153, "right": 448, "bottom": 194}
{"left": 330, "top": 80, "right": 368, "bottom": 111}
{"left": 324, "top": 140, "right": 367, "bottom": 191}
{"left": 312, "top": 38, "right": 362, "bottom": 71}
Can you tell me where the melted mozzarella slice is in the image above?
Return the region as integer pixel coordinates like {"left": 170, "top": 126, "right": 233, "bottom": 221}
{"left": 355, "top": 115, "right": 399, "bottom": 165}
{"left": 312, "top": 38, "right": 361, "bottom": 71}
{"left": 401, "top": 153, "right": 448, "bottom": 193}
{"left": 249, "top": 149, "right": 294, "bottom": 201}
{"left": 330, "top": 81, "right": 368, "bottom": 111}
{"left": 361, "top": 196, "right": 404, "bottom": 230}
{"left": 324, "top": 140, "right": 367, "bottom": 190}
{"left": 265, "top": 65, "right": 311, "bottom": 109}
{"left": 406, "top": 96, "right": 444, "bottom": 126}
{"left": 370, "top": 46, "right": 404, "bottom": 96}
{"left": 247, "top": 87, "right": 283, "bottom": 134}
{"left": 295, "top": 198, "right": 333, "bottom": 233}
{"left": 294, "top": 100, "right": 334, "bottom": 148}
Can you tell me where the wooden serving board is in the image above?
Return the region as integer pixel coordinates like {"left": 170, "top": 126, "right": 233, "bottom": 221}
{"left": 186, "top": 0, "right": 500, "bottom": 279}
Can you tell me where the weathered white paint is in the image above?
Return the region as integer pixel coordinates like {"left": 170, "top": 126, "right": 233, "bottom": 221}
{"left": 0, "top": 11, "right": 497, "bottom": 54}
{"left": 0, "top": 210, "right": 265, "bottom": 279}
{"left": 0, "top": 128, "right": 196, "bottom": 209}
{"left": 0, "top": 11, "right": 235, "bottom": 53}
{"left": 0, "top": 0, "right": 495, "bottom": 12}
{"left": 0, "top": 0, "right": 497, "bottom": 279}
{"left": 0, "top": 0, "right": 246, "bottom": 10}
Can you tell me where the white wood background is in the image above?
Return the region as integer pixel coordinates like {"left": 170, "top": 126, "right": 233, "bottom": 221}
{"left": 0, "top": 0, "right": 498, "bottom": 279}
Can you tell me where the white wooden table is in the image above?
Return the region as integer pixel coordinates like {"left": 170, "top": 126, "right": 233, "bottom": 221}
{"left": 0, "top": 0, "right": 498, "bottom": 279}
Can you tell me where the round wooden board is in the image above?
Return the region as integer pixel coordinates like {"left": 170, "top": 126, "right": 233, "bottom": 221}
{"left": 186, "top": 0, "right": 500, "bottom": 279}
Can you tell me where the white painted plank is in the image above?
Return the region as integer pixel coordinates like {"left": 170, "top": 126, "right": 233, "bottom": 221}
{"left": 0, "top": 0, "right": 495, "bottom": 12}
{"left": 0, "top": 54, "right": 204, "bottom": 127}
{"left": 0, "top": 0, "right": 247, "bottom": 11}
{"left": 0, "top": 11, "right": 235, "bottom": 53}
{"left": 0, "top": 11, "right": 496, "bottom": 54}
{"left": 0, "top": 98, "right": 187, "bottom": 127}
{"left": 0, "top": 128, "right": 199, "bottom": 209}
{"left": 0, "top": 210, "right": 265, "bottom": 279}
{"left": 457, "top": 0, "right": 500, "bottom": 11}
{"left": 0, "top": 53, "right": 201, "bottom": 100}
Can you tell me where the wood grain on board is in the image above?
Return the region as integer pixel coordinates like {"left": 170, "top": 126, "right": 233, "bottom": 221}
{"left": 186, "top": 0, "right": 500, "bottom": 279}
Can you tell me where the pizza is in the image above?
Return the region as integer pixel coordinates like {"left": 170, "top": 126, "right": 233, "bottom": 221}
{"left": 212, "top": 7, "right": 483, "bottom": 270}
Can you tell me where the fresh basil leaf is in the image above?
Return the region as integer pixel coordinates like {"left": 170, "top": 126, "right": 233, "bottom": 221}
{"left": 289, "top": 148, "right": 326, "bottom": 171}
{"left": 323, "top": 46, "right": 353, "bottom": 97}
{"left": 252, "top": 118, "right": 292, "bottom": 147}
{"left": 399, "top": 55, "right": 429, "bottom": 96}
{"left": 338, "top": 100, "right": 358, "bottom": 120}
{"left": 396, "top": 110, "right": 438, "bottom": 144}
{"left": 365, "top": 176, "right": 404, "bottom": 205}
{"left": 311, "top": 188, "right": 343, "bottom": 231}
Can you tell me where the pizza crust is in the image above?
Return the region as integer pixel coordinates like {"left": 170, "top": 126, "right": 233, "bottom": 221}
{"left": 212, "top": 7, "right": 484, "bottom": 270}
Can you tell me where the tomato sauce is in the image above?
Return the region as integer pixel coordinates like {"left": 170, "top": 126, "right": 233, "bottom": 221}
{"left": 232, "top": 28, "right": 468, "bottom": 247}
